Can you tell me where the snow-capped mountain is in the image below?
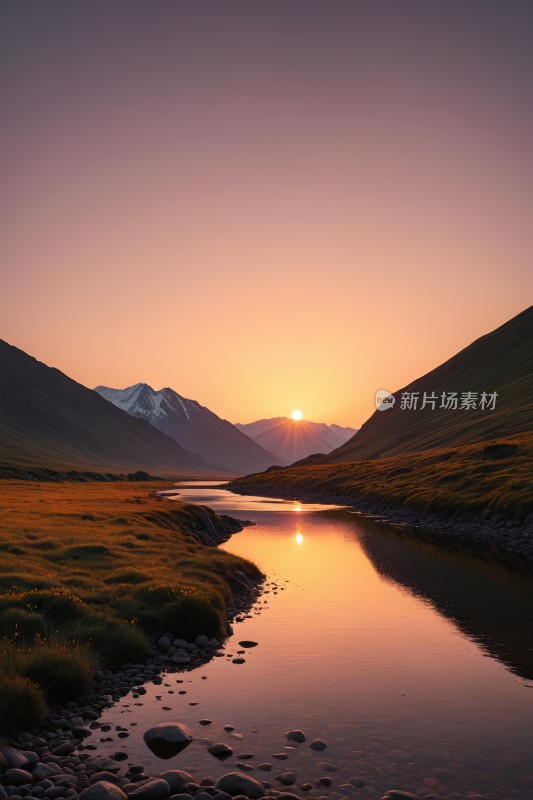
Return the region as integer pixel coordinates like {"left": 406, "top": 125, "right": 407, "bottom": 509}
{"left": 94, "top": 383, "right": 279, "bottom": 475}
{"left": 235, "top": 417, "right": 358, "bottom": 465}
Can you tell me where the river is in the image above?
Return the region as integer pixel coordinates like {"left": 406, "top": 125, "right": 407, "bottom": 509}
{"left": 98, "top": 482, "right": 533, "bottom": 800}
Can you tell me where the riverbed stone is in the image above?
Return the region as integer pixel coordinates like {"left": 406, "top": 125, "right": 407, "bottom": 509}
{"left": 128, "top": 779, "right": 170, "bottom": 800}
{"left": 0, "top": 749, "right": 28, "bottom": 770}
{"left": 207, "top": 744, "right": 233, "bottom": 759}
{"left": 143, "top": 724, "right": 193, "bottom": 759}
{"left": 89, "top": 773, "right": 119, "bottom": 785}
{"left": 309, "top": 740, "right": 327, "bottom": 752}
{"left": 214, "top": 774, "right": 264, "bottom": 799}
{"left": 3, "top": 769, "right": 33, "bottom": 786}
{"left": 154, "top": 772, "right": 193, "bottom": 794}
{"left": 79, "top": 782, "right": 127, "bottom": 800}
{"left": 285, "top": 731, "right": 305, "bottom": 744}
{"left": 277, "top": 773, "right": 296, "bottom": 786}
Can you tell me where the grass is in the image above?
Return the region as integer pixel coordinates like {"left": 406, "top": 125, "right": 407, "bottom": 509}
{"left": 230, "top": 431, "right": 533, "bottom": 524}
{"left": 0, "top": 480, "right": 262, "bottom": 733}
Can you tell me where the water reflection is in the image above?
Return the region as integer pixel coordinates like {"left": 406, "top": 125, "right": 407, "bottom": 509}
{"left": 358, "top": 519, "right": 533, "bottom": 681}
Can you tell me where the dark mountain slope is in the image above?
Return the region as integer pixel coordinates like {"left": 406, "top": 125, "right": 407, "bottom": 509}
{"left": 0, "top": 340, "right": 217, "bottom": 476}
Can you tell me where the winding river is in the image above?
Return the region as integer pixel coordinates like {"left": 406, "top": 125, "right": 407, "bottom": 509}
{"left": 99, "top": 482, "right": 533, "bottom": 800}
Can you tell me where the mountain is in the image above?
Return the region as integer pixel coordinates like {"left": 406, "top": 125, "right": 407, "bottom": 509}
{"left": 235, "top": 417, "right": 357, "bottom": 465}
{"left": 308, "top": 306, "right": 533, "bottom": 464}
{"left": 94, "top": 383, "right": 279, "bottom": 475}
{"left": 0, "top": 340, "right": 218, "bottom": 476}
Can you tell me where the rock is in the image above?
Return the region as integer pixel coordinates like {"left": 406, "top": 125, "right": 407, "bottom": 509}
{"left": 277, "top": 773, "right": 296, "bottom": 786}
{"left": 0, "top": 749, "right": 28, "bottom": 770}
{"left": 286, "top": 731, "right": 305, "bottom": 744}
{"left": 33, "top": 766, "right": 60, "bottom": 781}
{"left": 198, "top": 720, "right": 213, "bottom": 726}
{"left": 232, "top": 659, "right": 245, "bottom": 665}
{"left": 72, "top": 728, "right": 92, "bottom": 739}
{"left": 154, "top": 772, "right": 193, "bottom": 794}
{"left": 128, "top": 779, "right": 171, "bottom": 800}
{"left": 381, "top": 793, "right": 423, "bottom": 800}
{"left": 215, "top": 774, "right": 265, "bottom": 799}
{"left": 237, "top": 642, "right": 257, "bottom": 648}
{"left": 89, "top": 773, "right": 119, "bottom": 785}
{"left": 207, "top": 744, "right": 233, "bottom": 759}
{"left": 143, "top": 724, "right": 193, "bottom": 759}
{"left": 317, "top": 777, "right": 332, "bottom": 787}
{"left": 3, "top": 768, "right": 33, "bottom": 786}
{"left": 79, "top": 783, "right": 127, "bottom": 800}
{"left": 277, "top": 795, "right": 301, "bottom": 800}
{"left": 195, "top": 635, "right": 209, "bottom": 647}
{"left": 256, "top": 765, "right": 271, "bottom": 772}
{"left": 158, "top": 637, "right": 173, "bottom": 652}
{"left": 0, "top": 786, "right": 6, "bottom": 800}
{"left": 272, "top": 753, "right": 288, "bottom": 760}
{"left": 309, "top": 739, "right": 327, "bottom": 751}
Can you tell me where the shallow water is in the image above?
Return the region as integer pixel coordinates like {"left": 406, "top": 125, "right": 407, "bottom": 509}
{"left": 99, "top": 482, "right": 533, "bottom": 799}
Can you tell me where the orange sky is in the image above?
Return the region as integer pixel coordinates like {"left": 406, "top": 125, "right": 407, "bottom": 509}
{"left": 2, "top": 2, "right": 532, "bottom": 426}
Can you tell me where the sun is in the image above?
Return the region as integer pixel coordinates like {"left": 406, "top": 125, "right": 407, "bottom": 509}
{"left": 291, "top": 409, "right": 303, "bottom": 421}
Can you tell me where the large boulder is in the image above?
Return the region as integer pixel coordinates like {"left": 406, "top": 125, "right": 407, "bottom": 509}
{"left": 79, "top": 782, "right": 127, "bottom": 800}
{"left": 154, "top": 771, "right": 193, "bottom": 794}
{"left": 143, "top": 723, "right": 193, "bottom": 759}
{"left": 215, "top": 773, "right": 265, "bottom": 799}
{"left": 128, "top": 778, "right": 170, "bottom": 800}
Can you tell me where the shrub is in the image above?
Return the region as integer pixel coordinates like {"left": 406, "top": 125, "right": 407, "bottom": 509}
{"left": 74, "top": 618, "right": 149, "bottom": 667}
{"left": 0, "top": 607, "right": 46, "bottom": 641}
{"left": 138, "top": 596, "right": 225, "bottom": 640}
{"left": 22, "top": 644, "right": 93, "bottom": 701}
{"left": 0, "top": 672, "right": 48, "bottom": 733}
{"left": 105, "top": 570, "right": 150, "bottom": 585}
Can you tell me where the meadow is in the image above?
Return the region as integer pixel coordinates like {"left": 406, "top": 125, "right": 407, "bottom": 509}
{"left": 0, "top": 480, "right": 261, "bottom": 732}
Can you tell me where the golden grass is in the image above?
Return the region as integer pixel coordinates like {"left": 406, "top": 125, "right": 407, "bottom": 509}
{"left": 230, "top": 431, "right": 533, "bottom": 524}
{"left": 0, "top": 480, "right": 262, "bottom": 730}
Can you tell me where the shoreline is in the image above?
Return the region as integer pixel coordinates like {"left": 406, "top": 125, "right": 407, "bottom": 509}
{"left": 226, "top": 482, "right": 533, "bottom": 565}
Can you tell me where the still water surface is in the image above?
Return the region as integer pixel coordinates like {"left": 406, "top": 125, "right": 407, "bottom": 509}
{"left": 100, "top": 482, "right": 533, "bottom": 799}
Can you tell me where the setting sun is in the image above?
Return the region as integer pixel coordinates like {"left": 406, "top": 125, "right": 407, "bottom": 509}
{"left": 292, "top": 409, "right": 303, "bottom": 421}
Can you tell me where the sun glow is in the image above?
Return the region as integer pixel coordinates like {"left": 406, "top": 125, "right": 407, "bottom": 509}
{"left": 295, "top": 531, "right": 304, "bottom": 545}
{"left": 292, "top": 409, "right": 303, "bottom": 421}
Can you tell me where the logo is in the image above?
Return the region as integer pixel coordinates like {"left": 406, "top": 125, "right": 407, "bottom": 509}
{"left": 375, "top": 389, "right": 395, "bottom": 412}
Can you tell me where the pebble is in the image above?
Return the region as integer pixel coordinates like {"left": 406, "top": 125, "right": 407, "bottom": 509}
{"left": 207, "top": 744, "right": 233, "bottom": 759}
{"left": 285, "top": 731, "right": 305, "bottom": 744}
{"left": 310, "top": 739, "right": 328, "bottom": 751}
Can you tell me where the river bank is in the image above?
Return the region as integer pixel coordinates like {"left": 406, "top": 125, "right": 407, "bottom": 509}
{"left": 227, "top": 433, "right": 533, "bottom": 563}
{"left": 228, "top": 482, "right": 533, "bottom": 564}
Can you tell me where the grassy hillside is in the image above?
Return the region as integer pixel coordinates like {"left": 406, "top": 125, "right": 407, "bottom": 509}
{"left": 230, "top": 431, "right": 533, "bottom": 525}
{"left": 311, "top": 306, "right": 533, "bottom": 463}
{"left": 0, "top": 480, "right": 261, "bottom": 730}
{"left": 0, "top": 340, "right": 218, "bottom": 476}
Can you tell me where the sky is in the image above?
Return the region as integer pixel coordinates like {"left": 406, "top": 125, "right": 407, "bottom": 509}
{"left": 1, "top": 1, "right": 532, "bottom": 427}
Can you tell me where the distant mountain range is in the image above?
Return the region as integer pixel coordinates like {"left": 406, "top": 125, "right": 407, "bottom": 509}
{"left": 309, "top": 305, "right": 533, "bottom": 464}
{"left": 235, "top": 417, "right": 357, "bottom": 465}
{"left": 95, "top": 383, "right": 278, "bottom": 475}
{"left": 0, "top": 340, "right": 217, "bottom": 476}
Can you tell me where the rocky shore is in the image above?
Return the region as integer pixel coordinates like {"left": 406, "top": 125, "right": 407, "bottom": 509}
{"left": 226, "top": 483, "right": 533, "bottom": 564}
{"left": 0, "top": 572, "right": 517, "bottom": 800}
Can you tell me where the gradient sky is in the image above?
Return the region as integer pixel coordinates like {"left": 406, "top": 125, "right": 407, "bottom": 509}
{"left": 1, "top": 1, "right": 532, "bottom": 427}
